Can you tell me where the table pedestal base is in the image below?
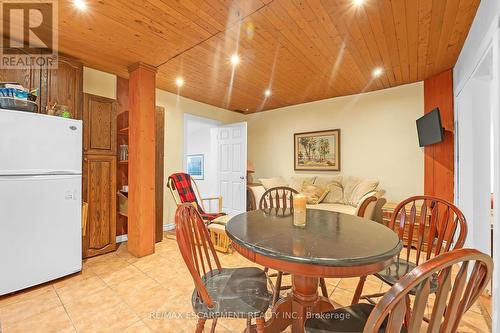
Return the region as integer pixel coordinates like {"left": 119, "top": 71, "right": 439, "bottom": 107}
{"left": 257, "top": 275, "right": 335, "bottom": 333}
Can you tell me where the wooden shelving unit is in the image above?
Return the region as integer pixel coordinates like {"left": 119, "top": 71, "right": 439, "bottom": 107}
{"left": 117, "top": 111, "right": 129, "bottom": 237}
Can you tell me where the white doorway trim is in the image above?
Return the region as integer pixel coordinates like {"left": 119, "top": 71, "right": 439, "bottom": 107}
{"left": 454, "top": 22, "right": 499, "bottom": 332}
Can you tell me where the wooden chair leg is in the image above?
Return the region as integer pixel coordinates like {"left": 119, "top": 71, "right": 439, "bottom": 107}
{"left": 273, "top": 271, "right": 283, "bottom": 306}
{"left": 210, "top": 318, "right": 218, "bottom": 333}
{"left": 319, "top": 278, "right": 328, "bottom": 297}
{"left": 352, "top": 275, "right": 367, "bottom": 304}
{"left": 256, "top": 316, "right": 265, "bottom": 333}
{"left": 196, "top": 318, "right": 206, "bottom": 333}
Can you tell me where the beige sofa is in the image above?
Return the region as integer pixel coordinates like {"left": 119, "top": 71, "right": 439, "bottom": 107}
{"left": 247, "top": 175, "right": 386, "bottom": 222}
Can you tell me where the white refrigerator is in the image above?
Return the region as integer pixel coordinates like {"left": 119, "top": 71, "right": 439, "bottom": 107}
{"left": 0, "top": 110, "right": 82, "bottom": 295}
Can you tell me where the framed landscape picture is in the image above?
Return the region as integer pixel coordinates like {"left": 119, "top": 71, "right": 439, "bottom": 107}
{"left": 294, "top": 129, "right": 341, "bottom": 171}
{"left": 186, "top": 154, "right": 204, "bottom": 180}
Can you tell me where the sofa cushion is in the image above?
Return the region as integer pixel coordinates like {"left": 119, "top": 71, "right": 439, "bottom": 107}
{"left": 259, "top": 177, "right": 287, "bottom": 190}
{"left": 307, "top": 203, "right": 357, "bottom": 215}
{"left": 289, "top": 176, "right": 316, "bottom": 192}
{"left": 300, "top": 184, "right": 329, "bottom": 204}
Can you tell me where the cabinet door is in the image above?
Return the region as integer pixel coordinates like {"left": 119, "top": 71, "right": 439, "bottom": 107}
{"left": 0, "top": 68, "right": 35, "bottom": 89}
{"left": 0, "top": 67, "right": 40, "bottom": 110}
{"left": 40, "top": 55, "right": 83, "bottom": 119}
{"left": 83, "top": 94, "right": 117, "bottom": 155}
{"left": 83, "top": 155, "right": 117, "bottom": 258}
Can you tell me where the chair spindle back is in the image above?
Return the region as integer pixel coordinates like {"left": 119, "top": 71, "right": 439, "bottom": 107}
{"left": 363, "top": 248, "right": 492, "bottom": 333}
{"left": 389, "top": 196, "right": 467, "bottom": 265}
{"left": 175, "top": 203, "right": 222, "bottom": 308}
{"left": 259, "top": 186, "right": 299, "bottom": 210}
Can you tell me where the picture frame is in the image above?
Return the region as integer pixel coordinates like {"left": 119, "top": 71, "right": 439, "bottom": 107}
{"left": 294, "top": 129, "right": 341, "bottom": 171}
{"left": 186, "top": 154, "right": 204, "bottom": 180}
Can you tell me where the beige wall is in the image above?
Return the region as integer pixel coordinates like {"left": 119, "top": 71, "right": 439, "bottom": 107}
{"left": 156, "top": 90, "right": 246, "bottom": 224}
{"left": 83, "top": 67, "right": 116, "bottom": 99}
{"left": 246, "top": 82, "right": 424, "bottom": 202}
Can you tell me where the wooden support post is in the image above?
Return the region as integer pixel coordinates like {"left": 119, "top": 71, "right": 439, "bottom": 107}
{"left": 128, "top": 62, "right": 157, "bottom": 257}
{"left": 424, "top": 69, "right": 454, "bottom": 202}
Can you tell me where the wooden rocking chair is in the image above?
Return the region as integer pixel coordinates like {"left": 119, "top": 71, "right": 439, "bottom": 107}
{"left": 167, "top": 172, "right": 225, "bottom": 222}
{"left": 168, "top": 172, "right": 231, "bottom": 253}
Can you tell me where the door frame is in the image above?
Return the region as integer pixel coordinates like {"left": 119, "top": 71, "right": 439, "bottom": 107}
{"left": 454, "top": 22, "right": 499, "bottom": 331}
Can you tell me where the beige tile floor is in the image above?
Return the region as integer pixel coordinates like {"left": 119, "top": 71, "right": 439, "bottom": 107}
{"left": 0, "top": 233, "right": 492, "bottom": 333}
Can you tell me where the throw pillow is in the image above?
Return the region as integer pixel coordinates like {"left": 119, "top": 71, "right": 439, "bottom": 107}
{"left": 259, "top": 177, "right": 287, "bottom": 190}
{"left": 300, "top": 184, "right": 330, "bottom": 204}
{"left": 289, "top": 176, "right": 316, "bottom": 192}
{"left": 342, "top": 177, "right": 362, "bottom": 205}
{"left": 349, "top": 179, "right": 379, "bottom": 207}
{"left": 322, "top": 181, "right": 344, "bottom": 203}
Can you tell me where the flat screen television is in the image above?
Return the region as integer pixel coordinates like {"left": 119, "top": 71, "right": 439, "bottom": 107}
{"left": 416, "top": 108, "right": 444, "bottom": 147}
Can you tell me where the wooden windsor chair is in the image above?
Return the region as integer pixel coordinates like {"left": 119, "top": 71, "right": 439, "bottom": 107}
{"left": 305, "top": 248, "right": 492, "bottom": 333}
{"left": 175, "top": 203, "right": 271, "bottom": 333}
{"left": 351, "top": 196, "right": 468, "bottom": 306}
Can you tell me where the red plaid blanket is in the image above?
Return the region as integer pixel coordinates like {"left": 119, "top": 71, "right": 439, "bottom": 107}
{"left": 169, "top": 172, "right": 197, "bottom": 203}
{"left": 168, "top": 172, "right": 225, "bottom": 221}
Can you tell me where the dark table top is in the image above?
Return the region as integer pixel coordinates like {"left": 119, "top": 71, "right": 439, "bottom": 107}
{"left": 226, "top": 208, "right": 402, "bottom": 267}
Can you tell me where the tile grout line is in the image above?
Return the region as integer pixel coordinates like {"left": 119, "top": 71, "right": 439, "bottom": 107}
{"left": 53, "top": 285, "right": 79, "bottom": 333}
{"left": 92, "top": 264, "right": 147, "bottom": 326}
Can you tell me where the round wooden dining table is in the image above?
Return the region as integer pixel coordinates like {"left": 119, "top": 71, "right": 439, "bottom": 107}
{"left": 226, "top": 208, "right": 402, "bottom": 333}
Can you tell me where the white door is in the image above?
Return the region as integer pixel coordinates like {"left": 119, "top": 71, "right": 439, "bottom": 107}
{"left": 0, "top": 174, "right": 82, "bottom": 295}
{"left": 0, "top": 110, "right": 82, "bottom": 175}
{"left": 217, "top": 123, "right": 247, "bottom": 216}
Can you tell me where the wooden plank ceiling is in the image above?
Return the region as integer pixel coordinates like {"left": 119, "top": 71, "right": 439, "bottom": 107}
{"left": 58, "top": 0, "right": 479, "bottom": 113}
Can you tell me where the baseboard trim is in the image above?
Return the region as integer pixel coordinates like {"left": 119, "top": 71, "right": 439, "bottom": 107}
{"left": 163, "top": 223, "right": 175, "bottom": 231}
{"left": 116, "top": 234, "right": 128, "bottom": 243}
{"left": 116, "top": 225, "right": 173, "bottom": 243}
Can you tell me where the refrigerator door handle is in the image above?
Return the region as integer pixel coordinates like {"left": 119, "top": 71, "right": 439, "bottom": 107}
{"left": 0, "top": 170, "right": 81, "bottom": 177}
{"left": 41, "top": 170, "right": 82, "bottom": 175}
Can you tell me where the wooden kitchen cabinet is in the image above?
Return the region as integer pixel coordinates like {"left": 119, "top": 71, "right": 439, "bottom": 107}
{"left": 0, "top": 54, "right": 83, "bottom": 118}
{"left": 40, "top": 55, "right": 83, "bottom": 119}
{"left": 0, "top": 67, "right": 36, "bottom": 90}
{"left": 82, "top": 92, "right": 118, "bottom": 258}
{"left": 82, "top": 154, "right": 117, "bottom": 258}
{"left": 83, "top": 93, "right": 117, "bottom": 155}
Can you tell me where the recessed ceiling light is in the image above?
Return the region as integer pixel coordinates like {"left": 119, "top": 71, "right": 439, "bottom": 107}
{"left": 372, "top": 67, "right": 383, "bottom": 78}
{"left": 264, "top": 89, "right": 271, "bottom": 97}
{"left": 73, "top": 0, "right": 87, "bottom": 11}
{"left": 353, "top": 0, "right": 364, "bottom": 6}
{"left": 230, "top": 54, "right": 240, "bottom": 66}
{"left": 175, "top": 77, "right": 184, "bottom": 87}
